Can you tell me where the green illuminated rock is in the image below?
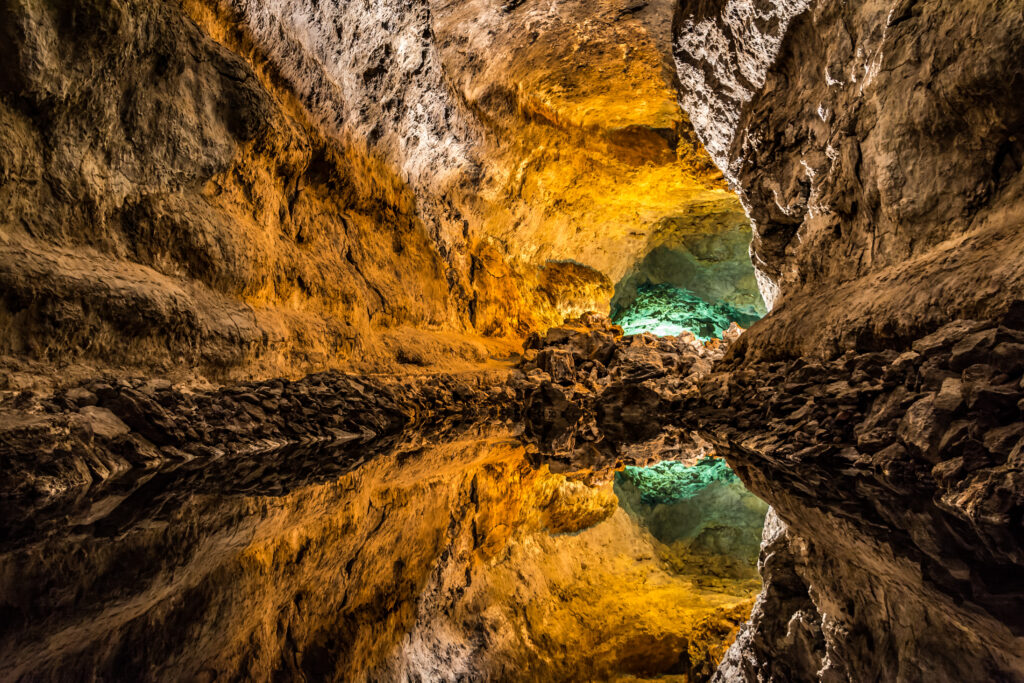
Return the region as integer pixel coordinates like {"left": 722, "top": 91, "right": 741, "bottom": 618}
{"left": 615, "top": 458, "right": 769, "bottom": 581}
{"left": 619, "top": 457, "right": 739, "bottom": 506}
{"left": 612, "top": 284, "right": 762, "bottom": 340}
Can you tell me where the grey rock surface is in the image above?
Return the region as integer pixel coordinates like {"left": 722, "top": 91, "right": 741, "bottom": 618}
{"left": 685, "top": 317, "right": 1024, "bottom": 681}
{"left": 711, "top": 509, "right": 824, "bottom": 683}
{"left": 676, "top": 0, "right": 1024, "bottom": 333}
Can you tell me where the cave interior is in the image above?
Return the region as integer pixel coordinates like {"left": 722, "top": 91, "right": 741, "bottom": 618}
{"left": 1, "top": 0, "right": 1023, "bottom": 681}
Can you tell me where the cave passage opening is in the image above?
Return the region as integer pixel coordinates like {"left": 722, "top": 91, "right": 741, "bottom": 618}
{"left": 602, "top": 221, "right": 771, "bottom": 583}
{"left": 609, "top": 223, "right": 768, "bottom": 340}
{"left": 612, "top": 283, "right": 764, "bottom": 340}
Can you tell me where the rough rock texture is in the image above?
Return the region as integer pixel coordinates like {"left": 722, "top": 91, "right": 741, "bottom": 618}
{"left": 516, "top": 313, "right": 745, "bottom": 475}
{"left": 506, "top": 312, "right": 1024, "bottom": 679}
{"left": 676, "top": 0, "right": 1024, "bottom": 330}
{"left": 711, "top": 509, "right": 824, "bottom": 683}
{"left": 6, "top": 304, "right": 1024, "bottom": 680}
{"left": 0, "top": 0, "right": 751, "bottom": 382}
{"left": 674, "top": 0, "right": 812, "bottom": 186}
{"left": 0, "top": 314, "right": 736, "bottom": 520}
{"left": 0, "top": 314, "right": 773, "bottom": 680}
{"left": 670, "top": 0, "right": 1024, "bottom": 679}
{"left": 430, "top": 0, "right": 742, "bottom": 281}
{"left": 611, "top": 219, "right": 766, "bottom": 321}
{"left": 512, "top": 313, "right": 1024, "bottom": 679}
{"left": 0, "top": 366, "right": 521, "bottom": 508}
{"left": 0, "top": 0, "right": 475, "bottom": 377}
{"left": 615, "top": 458, "right": 769, "bottom": 583}
{"left": 4, "top": 0, "right": 1024, "bottom": 680}
{"left": 689, "top": 317, "right": 1024, "bottom": 681}
{"left": 613, "top": 283, "right": 762, "bottom": 340}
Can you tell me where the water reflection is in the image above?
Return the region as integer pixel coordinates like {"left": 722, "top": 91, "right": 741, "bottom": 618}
{"left": 0, "top": 424, "right": 763, "bottom": 682}
{"left": 616, "top": 459, "right": 769, "bottom": 588}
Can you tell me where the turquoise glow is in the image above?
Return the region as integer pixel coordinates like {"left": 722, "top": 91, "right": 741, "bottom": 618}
{"left": 618, "top": 457, "right": 739, "bottom": 506}
{"left": 611, "top": 284, "right": 762, "bottom": 341}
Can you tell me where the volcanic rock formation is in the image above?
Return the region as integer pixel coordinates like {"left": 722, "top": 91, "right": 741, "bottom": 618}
{"left": 0, "top": 0, "right": 746, "bottom": 384}
{"left": 1, "top": 0, "right": 1024, "bottom": 681}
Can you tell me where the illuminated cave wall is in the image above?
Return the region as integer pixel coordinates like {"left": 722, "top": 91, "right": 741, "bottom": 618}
{"left": 0, "top": 0, "right": 762, "bottom": 380}
{"left": 428, "top": 0, "right": 758, "bottom": 337}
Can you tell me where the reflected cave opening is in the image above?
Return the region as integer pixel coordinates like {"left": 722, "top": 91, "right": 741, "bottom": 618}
{"left": 614, "top": 457, "right": 769, "bottom": 590}
{"left": 604, "top": 221, "right": 771, "bottom": 596}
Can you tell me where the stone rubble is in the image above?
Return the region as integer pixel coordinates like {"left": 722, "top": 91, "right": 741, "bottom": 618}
{"left": 517, "top": 312, "right": 744, "bottom": 477}
{"left": 0, "top": 369, "right": 528, "bottom": 506}
{"left": 1, "top": 313, "right": 741, "bottom": 510}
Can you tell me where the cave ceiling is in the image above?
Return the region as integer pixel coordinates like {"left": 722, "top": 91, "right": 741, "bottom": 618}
{"left": 197, "top": 0, "right": 748, "bottom": 288}
{"left": 430, "top": 0, "right": 746, "bottom": 282}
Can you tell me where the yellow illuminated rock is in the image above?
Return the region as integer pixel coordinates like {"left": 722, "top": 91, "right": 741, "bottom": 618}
{"left": 434, "top": 0, "right": 744, "bottom": 283}
{"left": 0, "top": 431, "right": 756, "bottom": 681}
{"left": 0, "top": 0, "right": 752, "bottom": 382}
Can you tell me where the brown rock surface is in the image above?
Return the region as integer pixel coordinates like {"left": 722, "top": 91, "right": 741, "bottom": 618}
{"left": 678, "top": 320, "right": 1024, "bottom": 681}
{"left": 0, "top": 0, "right": 749, "bottom": 382}
{"left": 676, "top": 0, "right": 1024, "bottom": 352}
{"left": 2, "top": 0, "right": 1024, "bottom": 680}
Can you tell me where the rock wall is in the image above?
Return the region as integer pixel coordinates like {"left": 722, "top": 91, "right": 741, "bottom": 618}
{"left": 0, "top": 313, "right": 775, "bottom": 681}
{"left": 673, "top": 0, "right": 1024, "bottom": 679}
{"left": 689, "top": 318, "right": 1024, "bottom": 681}
{"left": 430, "top": 0, "right": 741, "bottom": 281}
{"left": 711, "top": 509, "right": 824, "bottom": 683}
{"left": 673, "top": 0, "right": 812, "bottom": 186}
{"left": 5, "top": 297, "right": 1023, "bottom": 681}
{"left": 0, "top": 0, "right": 473, "bottom": 379}
{"left": 610, "top": 216, "right": 765, "bottom": 318}
{"left": 615, "top": 458, "right": 769, "bottom": 582}
{"left": 4, "top": 0, "right": 1022, "bottom": 679}
{"left": 676, "top": 0, "right": 1024, "bottom": 336}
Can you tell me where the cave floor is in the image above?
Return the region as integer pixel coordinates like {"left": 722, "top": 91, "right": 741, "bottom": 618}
{"left": 0, "top": 424, "right": 759, "bottom": 682}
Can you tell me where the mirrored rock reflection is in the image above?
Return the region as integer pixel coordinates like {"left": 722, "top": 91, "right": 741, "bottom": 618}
{"left": 0, "top": 423, "right": 765, "bottom": 682}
